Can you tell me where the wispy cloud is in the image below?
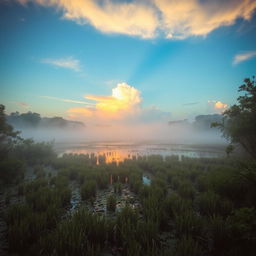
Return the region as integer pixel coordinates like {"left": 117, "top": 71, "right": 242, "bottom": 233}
{"left": 41, "top": 57, "right": 81, "bottom": 72}
{"left": 13, "top": 101, "right": 29, "bottom": 108}
{"left": 154, "top": 0, "right": 256, "bottom": 39}
{"left": 41, "top": 96, "right": 95, "bottom": 106}
{"left": 17, "top": 0, "right": 256, "bottom": 39}
{"left": 183, "top": 102, "right": 199, "bottom": 106}
{"left": 232, "top": 50, "right": 256, "bottom": 65}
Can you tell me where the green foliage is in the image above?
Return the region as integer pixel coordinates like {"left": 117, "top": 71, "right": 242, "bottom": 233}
{"left": 129, "top": 173, "right": 142, "bottom": 194}
{"left": 174, "top": 236, "right": 203, "bottom": 256}
{"left": 114, "top": 182, "right": 122, "bottom": 194}
{"left": 0, "top": 159, "right": 25, "bottom": 185}
{"left": 0, "top": 104, "right": 20, "bottom": 160}
{"left": 213, "top": 76, "right": 256, "bottom": 158}
{"left": 41, "top": 208, "right": 106, "bottom": 256}
{"left": 115, "top": 206, "right": 160, "bottom": 255}
{"left": 81, "top": 180, "right": 97, "bottom": 201}
{"left": 164, "top": 193, "right": 193, "bottom": 219}
{"left": 1, "top": 123, "right": 256, "bottom": 256}
{"left": 196, "top": 191, "right": 233, "bottom": 217}
{"left": 174, "top": 210, "right": 203, "bottom": 239}
{"left": 6, "top": 176, "right": 71, "bottom": 254}
{"left": 177, "top": 180, "right": 196, "bottom": 200}
{"left": 107, "top": 194, "right": 116, "bottom": 212}
{"left": 208, "top": 215, "right": 230, "bottom": 255}
{"left": 12, "top": 139, "right": 56, "bottom": 165}
{"left": 227, "top": 207, "right": 256, "bottom": 256}
{"left": 95, "top": 170, "right": 109, "bottom": 189}
{"left": 225, "top": 144, "right": 234, "bottom": 157}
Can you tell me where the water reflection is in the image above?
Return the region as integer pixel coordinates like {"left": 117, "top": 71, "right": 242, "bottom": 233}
{"left": 62, "top": 149, "right": 136, "bottom": 164}
{"left": 143, "top": 176, "right": 151, "bottom": 185}
{"left": 57, "top": 142, "right": 225, "bottom": 163}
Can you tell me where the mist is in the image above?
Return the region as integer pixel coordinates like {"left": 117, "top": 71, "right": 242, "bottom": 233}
{"left": 17, "top": 121, "right": 226, "bottom": 145}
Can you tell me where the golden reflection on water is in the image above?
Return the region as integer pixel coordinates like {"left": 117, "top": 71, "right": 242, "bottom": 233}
{"left": 61, "top": 143, "right": 224, "bottom": 164}
{"left": 64, "top": 148, "right": 138, "bottom": 164}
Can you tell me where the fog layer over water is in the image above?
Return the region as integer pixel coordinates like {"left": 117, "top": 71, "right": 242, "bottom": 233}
{"left": 17, "top": 122, "right": 227, "bottom": 161}
{"left": 18, "top": 122, "right": 226, "bottom": 144}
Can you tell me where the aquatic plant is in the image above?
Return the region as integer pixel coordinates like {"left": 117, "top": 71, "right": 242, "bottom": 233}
{"left": 107, "top": 194, "right": 116, "bottom": 212}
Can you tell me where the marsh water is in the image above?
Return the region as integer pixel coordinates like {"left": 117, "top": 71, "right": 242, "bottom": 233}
{"left": 55, "top": 141, "right": 226, "bottom": 163}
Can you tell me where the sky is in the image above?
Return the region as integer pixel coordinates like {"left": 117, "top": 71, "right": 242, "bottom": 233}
{"left": 0, "top": 0, "right": 256, "bottom": 127}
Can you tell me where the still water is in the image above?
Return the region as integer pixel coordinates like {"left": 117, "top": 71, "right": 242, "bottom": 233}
{"left": 55, "top": 142, "right": 225, "bottom": 163}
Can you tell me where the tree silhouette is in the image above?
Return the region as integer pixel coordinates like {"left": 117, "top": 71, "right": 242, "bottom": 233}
{"left": 212, "top": 76, "right": 256, "bottom": 158}
{"left": 0, "top": 104, "right": 20, "bottom": 159}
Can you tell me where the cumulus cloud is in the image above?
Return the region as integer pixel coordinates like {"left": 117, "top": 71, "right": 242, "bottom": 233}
{"left": 208, "top": 100, "right": 228, "bottom": 113}
{"left": 232, "top": 50, "right": 256, "bottom": 65}
{"left": 41, "top": 57, "right": 81, "bottom": 71}
{"left": 68, "top": 82, "right": 142, "bottom": 121}
{"left": 88, "top": 82, "right": 141, "bottom": 112}
{"left": 214, "top": 101, "right": 228, "bottom": 109}
{"left": 67, "top": 82, "right": 171, "bottom": 125}
{"left": 16, "top": 0, "right": 256, "bottom": 39}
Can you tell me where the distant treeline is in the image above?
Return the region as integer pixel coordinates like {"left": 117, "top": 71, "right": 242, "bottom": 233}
{"left": 6, "top": 111, "right": 84, "bottom": 129}
{"left": 168, "top": 114, "right": 222, "bottom": 130}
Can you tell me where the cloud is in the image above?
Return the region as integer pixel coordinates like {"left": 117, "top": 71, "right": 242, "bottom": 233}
{"left": 67, "top": 107, "right": 94, "bottom": 118}
{"left": 18, "top": 0, "right": 158, "bottom": 39}
{"left": 86, "top": 82, "right": 142, "bottom": 114}
{"left": 183, "top": 102, "right": 199, "bottom": 106}
{"left": 16, "top": 0, "right": 256, "bottom": 39}
{"left": 208, "top": 100, "right": 228, "bottom": 113}
{"left": 232, "top": 50, "right": 256, "bottom": 65}
{"left": 41, "top": 57, "right": 81, "bottom": 71}
{"left": 68, "top": 82, "right": 142, "bottom": 121}
{"left": 154, "top": 0, "right": 256, "bottom": 38}
{"left": 67, "top": 82, "right": 171, "bottom": 124}
{"left": 214, "top": 101, "right": 228, "bottom": 110}
{"left": 41, "top": 96, "right": 95, "bottom": 106}
{"left": 13, "top": 101, "right": 29, "bottom": 108}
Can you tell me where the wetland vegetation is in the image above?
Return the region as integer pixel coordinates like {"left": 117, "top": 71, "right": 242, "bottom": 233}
{"left": 1, "top": 77, "right": 256, "bottom": 256}
{"left": 2, "top": 145, "right": 256, "bottom": 256}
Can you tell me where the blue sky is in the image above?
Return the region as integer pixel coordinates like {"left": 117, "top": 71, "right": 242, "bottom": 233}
{"left": 0, "top": 0, "right": 256, "bottom": 124}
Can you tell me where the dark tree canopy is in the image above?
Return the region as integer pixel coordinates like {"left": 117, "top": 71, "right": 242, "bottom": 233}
{"left": 0, "top": 104, "right": 20, "bottom": 160}
{"left": 213, "top": 76, "right": 256, "bottom": 158}
{"left": 7, "top": 111, "right": 84, "bottom": 129}
{"left": 0, "top": 105, "right": 19, "bottom": 141}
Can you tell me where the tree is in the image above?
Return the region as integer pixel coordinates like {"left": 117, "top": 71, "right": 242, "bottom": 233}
{"left": 0, "top": 104, "right": 20, "bottom": 159}
{"left": 0, "top": 105, "right": 20, "bottom": 141}
{"left": 212, "top": 76, "right": 256, "bottom": 158}
{"left": 225, "top": 144, "right": 234, "bottom": 158}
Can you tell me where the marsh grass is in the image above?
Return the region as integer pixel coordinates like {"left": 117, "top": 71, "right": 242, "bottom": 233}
{"left": 3, "top": 152, "right": 256, "bottom": 255}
